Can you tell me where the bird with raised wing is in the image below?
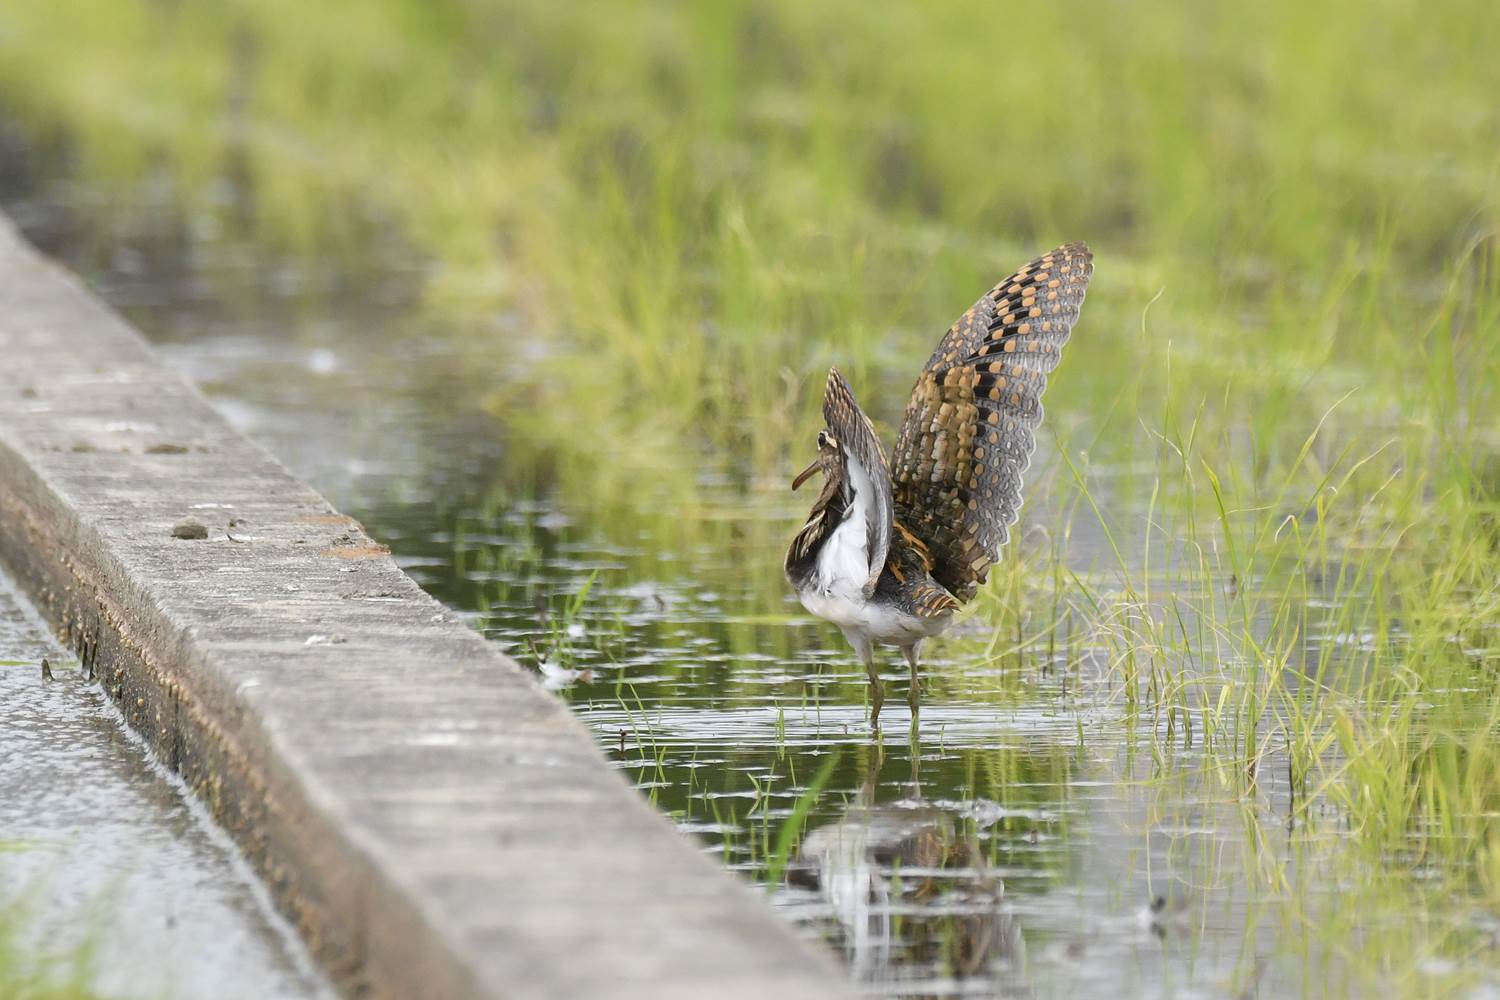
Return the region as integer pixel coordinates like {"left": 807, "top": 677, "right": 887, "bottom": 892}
{"left": 785, "top": 243, "right": 1093, "bottom": 726}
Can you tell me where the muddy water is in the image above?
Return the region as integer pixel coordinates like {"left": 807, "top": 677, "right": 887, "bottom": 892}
{"left": 0, "top": 568, "right": 331, "bottom": 999}
{"left": 0, "top": 141, "right": 1484, "bottom": 999}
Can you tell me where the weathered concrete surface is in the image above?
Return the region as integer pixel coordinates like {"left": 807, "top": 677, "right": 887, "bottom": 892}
{"left": 0, "top": 214, "right": 853, "bottom": 1000}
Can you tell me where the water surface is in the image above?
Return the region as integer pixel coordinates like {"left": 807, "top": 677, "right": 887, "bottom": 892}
{"left": 0, "top": 567, "right": 331, "bottom": 999}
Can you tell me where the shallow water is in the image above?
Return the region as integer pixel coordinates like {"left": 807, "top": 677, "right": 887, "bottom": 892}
{"left": 0, "top": 567, "right": 332, "bottom": 999}
{"left": 2, "top": 135, "right": 1494, "bottom": 998}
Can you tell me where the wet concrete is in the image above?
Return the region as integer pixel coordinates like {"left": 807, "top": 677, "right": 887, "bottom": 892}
{"left": 0, "top": 566, "right": 330, "bottom": 998}
{"left": 0, "top": 213, "right": 854, "bottom": 1000}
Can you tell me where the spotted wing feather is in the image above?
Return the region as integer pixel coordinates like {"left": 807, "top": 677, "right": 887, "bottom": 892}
{"left": 891, "top": 243, "right": 1092, "bottom": 601}
{"left": 822, "top": 367, "right": 892, "bottom": 597}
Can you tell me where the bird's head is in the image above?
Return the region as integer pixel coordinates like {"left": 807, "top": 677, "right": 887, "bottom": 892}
{"left": 791, "top": 429, "right": 843, "bottom": 492}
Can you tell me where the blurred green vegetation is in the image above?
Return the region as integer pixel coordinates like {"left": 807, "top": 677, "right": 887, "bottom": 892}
{"left": 2, "top": 0, "right": 1496, "bottom": 472}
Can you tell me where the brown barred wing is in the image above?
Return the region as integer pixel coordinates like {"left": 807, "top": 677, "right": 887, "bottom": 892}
{"left": 890, "top": 243, "right": 1092, "bottom": 601}
{"left": 822, "top": 367, "right": 893, "bottom": 597}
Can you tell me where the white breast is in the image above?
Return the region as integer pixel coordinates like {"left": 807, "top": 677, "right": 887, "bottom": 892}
{"left": 814, "top": 506, "right": 868, "bottom": 597}
{"left": 798, "top": 584, "right": 867, "bottom": 630}
{"left": 796, "top": 449, "right": 953, "bottom": 647}
{"left": 814, "top": 451, "right": 876, "bottom": 594}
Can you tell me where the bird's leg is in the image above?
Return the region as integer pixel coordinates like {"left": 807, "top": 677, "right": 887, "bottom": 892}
{"left": 866, "top": 655, "right": 885, "bottom": 728}
{"left": 851, "top": 635, "right": 883, "bottom": 728}
{"left": 902, "top": 642, "right": 923, "bottom": 718}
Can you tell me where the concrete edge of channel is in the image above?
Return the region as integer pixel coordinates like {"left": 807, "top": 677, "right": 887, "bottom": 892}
{"left": 0, "top": 213, "right": 855, "bottom": 1000}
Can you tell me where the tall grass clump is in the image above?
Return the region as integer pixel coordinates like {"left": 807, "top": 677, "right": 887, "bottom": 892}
{"left": 1020, "top": 241, "right": 1500, "bottom": 983}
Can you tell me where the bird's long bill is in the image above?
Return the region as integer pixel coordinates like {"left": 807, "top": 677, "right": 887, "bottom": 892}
{"left": 791, "top": 457, "right": 821, "bottom": 491}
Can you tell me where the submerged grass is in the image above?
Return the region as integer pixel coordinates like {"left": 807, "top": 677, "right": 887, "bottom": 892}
{"left": 0, "top": 909, "right": 101, "bottom": 1000}
{"left": 2, "top": 0, "right": 1499, "bottom": 991}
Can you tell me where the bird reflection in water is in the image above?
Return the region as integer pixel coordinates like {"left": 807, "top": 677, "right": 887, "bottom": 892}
{"left": 787, "top": 738, "right": 1031, "bottom": 997}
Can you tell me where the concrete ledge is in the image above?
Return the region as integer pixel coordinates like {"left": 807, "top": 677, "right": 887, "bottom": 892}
{"left": 0, "top": 214, "right": 852, "bottom": 999}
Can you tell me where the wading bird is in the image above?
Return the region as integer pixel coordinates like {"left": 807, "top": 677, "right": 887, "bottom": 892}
{"left": 786, "top": 243, "right": 1092, "bottom": 725}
